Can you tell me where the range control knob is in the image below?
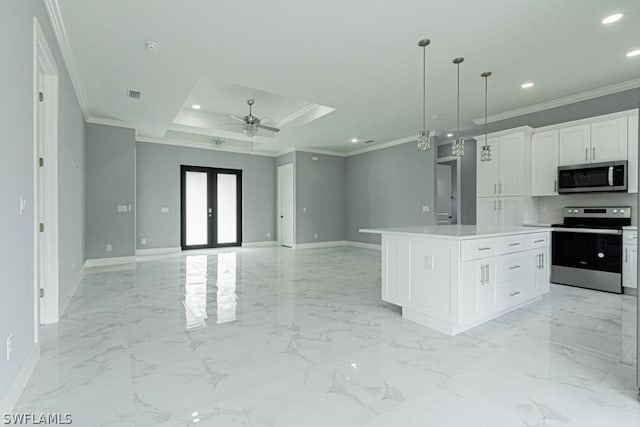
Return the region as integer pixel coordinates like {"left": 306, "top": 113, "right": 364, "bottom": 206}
{"left": 573, "top": 209, "right": 579, "bottom": 214}
{"left": 620, "top": 209, "right": 625, "bottom": 214}
{"left": 613, "top": 209, "right": 619, "bottom": 214}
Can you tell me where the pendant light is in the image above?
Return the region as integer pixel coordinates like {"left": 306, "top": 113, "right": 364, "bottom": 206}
{"left": 480, "top": 71, "right": 493, "bottom": 162}
{"left": 417, "top": 38, "right": 436, "bottom": 151}
{"left": 451, "top": 57, "right": 465, "bottom": 157}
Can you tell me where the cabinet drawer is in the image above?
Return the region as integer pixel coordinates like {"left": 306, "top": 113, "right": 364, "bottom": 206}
{"left": 527, "top": 233, "right": 548, "bottom": 249}
{"left": 498, "top": 235, "right": 526, "bottom": 254}
{"left": 500, "top": 252, "right": 528, "bottom": 282}
{"left": 501, "top": 277, "right": 531, "bottom": 308}
{"left": 461, "top": 238, "right": 497, "bottom": 261}
{"left": 623, "top": 232, "right": 637, "bottom": 245}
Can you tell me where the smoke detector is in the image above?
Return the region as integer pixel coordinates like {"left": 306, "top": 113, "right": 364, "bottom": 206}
{"left": 145, "top": 41, "right": 159, "bottom": 52}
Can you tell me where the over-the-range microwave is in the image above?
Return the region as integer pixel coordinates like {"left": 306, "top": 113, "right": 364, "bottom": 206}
{"left": 557, "top": 161, "right": 627, "bottom": 194}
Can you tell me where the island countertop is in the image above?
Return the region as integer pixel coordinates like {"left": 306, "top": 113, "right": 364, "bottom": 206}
{"left": 360, "top": 225, "right": 553, "bottom": 240}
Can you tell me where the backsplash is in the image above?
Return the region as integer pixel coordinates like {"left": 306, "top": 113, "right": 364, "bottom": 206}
{"left": 536, "top": 193, "right": 639, "bottom": 225}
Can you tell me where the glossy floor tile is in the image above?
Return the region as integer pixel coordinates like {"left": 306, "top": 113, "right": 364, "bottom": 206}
{"left": 14, "top": 246, "right": 640, "bottom": 426}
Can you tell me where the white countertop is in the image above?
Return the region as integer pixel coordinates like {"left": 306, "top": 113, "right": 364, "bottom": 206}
{"left": 623, "top": 226, "right": 637, "bottom": 231}
{"left": 360, "top": 225, "right": 552, "bottom": 240}
{"left": 523, "top": 223, "right": 553, "bottom": 227}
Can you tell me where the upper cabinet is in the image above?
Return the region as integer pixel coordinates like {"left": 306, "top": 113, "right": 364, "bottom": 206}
{"left": 531, "top": 130, "right": 559, "bottom": 196}
{"left": 476, "top": 137, "right": 500, "bottom": 197}
{"left": 590, "top": 118, "right": 628, "bottom": 162}
{"left": 558, "top": 124, "right": 590, "bottom": 166}
{"left": 498, "top": 133, "right": 524, "bottom": 197}
{"left": 629, "top": 113, "right": 638, "bottom": 194}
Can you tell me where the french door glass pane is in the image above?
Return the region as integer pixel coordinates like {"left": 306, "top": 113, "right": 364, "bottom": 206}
{"left": 217, "top": 173, "right": 237, "bottom": 244}
{"left": 185, "top": 171, "right": 208, "bottom": 246}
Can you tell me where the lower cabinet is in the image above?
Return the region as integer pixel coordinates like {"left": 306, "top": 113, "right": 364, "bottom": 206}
{"left": 534, "top": 248, "right": 550, "bottom": 294}
{"left": 460, "top": 259, "right": 499, "bottom": 324}
{"left": 623, "top": 244, "right": 637, "bottom": 290}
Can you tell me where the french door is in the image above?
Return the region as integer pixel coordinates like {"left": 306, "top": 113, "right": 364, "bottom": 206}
{"left": 180, "top": 166, "right": 242, "bottom": 250}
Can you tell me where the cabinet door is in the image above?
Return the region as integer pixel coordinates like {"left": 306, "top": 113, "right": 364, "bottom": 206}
{"left": 382, "top": 237, "right": 411, "bottom": 305}
{"left": 497, "top": 133, "right": 524, "bottom": 196}
{"left": 476, "top": 137, "right": 500, "bottom": 197}
{"left": 628, "top": 114, "right": 638, "bottom": 193}
{"left": 531, "top": 130, "right": 559, "bottom": 196}
{"left": 591, "top": 118, "right": 628, "bottom": 162}
{"left": 460, "top": 259, "right": 498, "bottom": 324}
{"left": 499, "top": 197, "right": 523, "bottom": 227}
{"left": 623, "top": 245, "right": 637, "bottom": 289}
{"left": 476, "top": 198, "right": 499, "bottom": 227}
{"left": 559, "top": 124, "right": 591, "bottom": 166}
{"left": 534, "top": 249, "right": 550, "bottom": 294}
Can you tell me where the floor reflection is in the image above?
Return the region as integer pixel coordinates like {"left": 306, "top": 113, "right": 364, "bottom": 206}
{"left": 216, "top": 251, "right": 238, "bottom": 324}
{"left": 184, "top": 254, "right": 208, "bottom": 329}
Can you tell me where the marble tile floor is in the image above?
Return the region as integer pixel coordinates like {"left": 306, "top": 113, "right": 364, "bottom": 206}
{"left": 14, "top": 246, "right": 640, "bottom": 426}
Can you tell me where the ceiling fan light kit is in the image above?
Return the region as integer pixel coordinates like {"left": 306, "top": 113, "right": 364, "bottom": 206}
{"left": 230, "top": 98, "right": 281, "bottom": 138}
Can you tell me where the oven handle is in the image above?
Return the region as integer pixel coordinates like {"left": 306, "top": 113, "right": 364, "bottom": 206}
{"left": 553, "top": 227, "right": 622, "bottom": 235}
{"left": 608, "top": 166, "right": 613, "bottom": 186}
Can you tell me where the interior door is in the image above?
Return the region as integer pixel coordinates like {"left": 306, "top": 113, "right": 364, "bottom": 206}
{"left": 277, "top": 164, "right": 294, "bottom": 247}
{"left": 181, "top": 166, "right": 242, "bottom": 249}
{"left": 436, "top": 164, "right": 452, "bottom": 225}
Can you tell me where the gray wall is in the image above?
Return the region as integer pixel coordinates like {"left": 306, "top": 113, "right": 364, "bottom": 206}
{"left": 0, "top": 0, "right": 86, "bottom": 402}
{"left": 346, "top": 141, "right": 436, "bottom": 244}
{"left": 294, "top": 152, "right": 346, "bottom": 244}
{"left": 437, "top": 140, "right": 477, "bottom": 224}
{"left": 136, "top": 143, "right": 276, "bottom": 248}
{"left": 86, "top": 124, "right": 136, "bottom": 259}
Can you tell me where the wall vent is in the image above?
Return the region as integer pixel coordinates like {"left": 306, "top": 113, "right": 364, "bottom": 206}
{"left": 128, "top": 89, "right": 142, "bottom": 99}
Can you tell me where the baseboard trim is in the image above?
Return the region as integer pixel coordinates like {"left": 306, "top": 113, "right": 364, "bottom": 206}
{"left": 242, "top": 241, "right": 278, "bottom": 248}
{"left": 345, "top": 241, "right": 382, "bottom": 251}
{"left": 85, "top": 256, "right": 136, "bottom": 268}
{"left": 0, "top": 343, "right": 40, "bottom": 414}
{"left": 135, "top": 247, "right": 182, "bottom": 256}
{"left": 59, "top": 261, "right": 86, "bottom": 318}
{"left": 293, "top": 240, "right": 346, "bottom": 249}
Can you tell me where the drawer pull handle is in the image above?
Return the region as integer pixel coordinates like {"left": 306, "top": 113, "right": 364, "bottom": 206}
{"left": 508, "top": 243, "right": 521, "bottom": 247}
{"left": 509, "top": 291, "right": 521, "bottom": 297}
{"left": 534, "top": 239, "right": 544, "bottom": 243}
{"left": 478, "top": 247, "right": 492, "bottom": 251}
{"left": 509, "top": 265, "right": 521, "bottom": 270}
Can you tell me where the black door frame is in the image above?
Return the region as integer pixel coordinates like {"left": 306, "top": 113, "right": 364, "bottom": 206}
{"left": 180, "top": 165, "right": 243, "bottom": 250}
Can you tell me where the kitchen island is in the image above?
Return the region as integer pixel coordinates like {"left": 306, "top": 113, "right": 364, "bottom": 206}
{"left": 360, "top": 225, "right": 552, "bottom": 335}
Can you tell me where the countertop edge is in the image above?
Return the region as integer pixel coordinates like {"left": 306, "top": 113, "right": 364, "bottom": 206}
{"left": 359, "top": 227, "right": 552, "bottom": 240}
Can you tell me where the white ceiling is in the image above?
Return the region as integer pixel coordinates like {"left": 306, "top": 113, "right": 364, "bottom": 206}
{"left": 56, "top": 0, "right": 640, "bottom": 154}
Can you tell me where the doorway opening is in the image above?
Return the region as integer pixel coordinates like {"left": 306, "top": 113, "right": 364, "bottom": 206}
{"left": 277, "top": 163, "right": 294, "bottom": 247}
{"left": 436, "top": 159, "right": 459, "bottom": 225}
{"left": 33, "top": 18, "right": 60, "bottom": 330}
{"left": 180, "top": 166, "right": 243, "bottom": 250}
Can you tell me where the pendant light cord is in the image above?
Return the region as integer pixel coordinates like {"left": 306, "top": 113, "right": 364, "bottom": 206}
{"left": 422, "top": 46, "right": 426, "bottom": 130}
{"left": 484, "top": 74, "right": 488, "bottom": 145}
{"left": 456, "top": 62, "right": 460, "bottom": 134}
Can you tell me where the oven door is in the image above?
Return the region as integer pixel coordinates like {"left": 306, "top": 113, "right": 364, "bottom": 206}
{"left": 552, "top": 229, "right": 622, "bottom": 273}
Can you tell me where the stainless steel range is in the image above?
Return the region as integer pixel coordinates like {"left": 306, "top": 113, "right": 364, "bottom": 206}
{"left": 551, "top": 206, "right": 631, "bottom": 294}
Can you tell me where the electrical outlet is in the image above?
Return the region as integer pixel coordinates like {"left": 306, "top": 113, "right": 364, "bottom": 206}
{"left": 72, "top": 262, "right": 76, "bottom": 271}
{"left": 314, "top": 233, "right": 318, "bottom": 239}
{"left": 106, "top": 244, "right": 112, "bottom": 252}
{"left": 6, "top": 334, "right": 13, "bottom": 361}
{"left": 303, "top": 207, "right": 308, "bottom": 213}
{"left": 141, "top": 238, "right": 147, "bottom": 245}
{"left": 422, "top": 205, "right": 430, "bottom": 213}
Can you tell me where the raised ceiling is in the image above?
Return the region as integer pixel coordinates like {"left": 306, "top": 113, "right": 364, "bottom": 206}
{"left": 55, "top": 0, "right": 640, "bottom": 154}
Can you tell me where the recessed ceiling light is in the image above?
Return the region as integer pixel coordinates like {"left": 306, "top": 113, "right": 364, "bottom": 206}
{"left": 626, "top": 48, "right": 640, "bottom": 58}
{"left": 446, "top": 133, "right": 453, "bottom": 138}
{"left": 144, "top": 41, "right": 159, "bottom": 52}
{"left": 192, "top": 104, "right": 201, "bottom": 110}
{"left": 602, "top": 13, "right": 623, "bottom": 24}
{"left": 521, "top": 82, "right": 535, "bottom": 89}
{"left": 351, "top": 138, "right": 358, "bottom": 143}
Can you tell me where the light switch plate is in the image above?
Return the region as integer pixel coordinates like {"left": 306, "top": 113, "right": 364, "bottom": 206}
{"left": 106, "top": 244, "right": 112, "bottom": 252}
{"left": 425, "top": 255, "right": 435, "bottom": 270}
{"left": 19, "top": 196, "right": 26, "bottom": 215}
{"left": 117, "top": 205, "right": 128, "bottom": 213}
{"left": 161, "top": 207, "right": 169, "bottom": 213}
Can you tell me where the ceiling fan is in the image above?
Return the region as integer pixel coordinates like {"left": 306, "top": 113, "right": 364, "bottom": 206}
{"left": 229, "top": 99, "right": 280, "bottom": 137}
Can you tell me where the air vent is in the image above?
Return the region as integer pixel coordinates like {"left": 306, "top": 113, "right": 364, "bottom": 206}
{"left": 362, "top": 139, "right": 375, "bottom": 144}
{"left": 128, "top": 89, "right": 141, "bottom": 99}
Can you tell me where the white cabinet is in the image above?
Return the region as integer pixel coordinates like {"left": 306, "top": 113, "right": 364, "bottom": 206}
{"left": 476, "top": 198, "right": 500, "bottom": 228}
{"left": 559, "top": 124, "right": 590, "bottom": 166}
{"left": 476, "top": 137, "right": 500, "bottom": 197}
{"left": 499, "top": 197, "right": 523, "bottom": 227}
{"left": 591, "top": 118, "right": 628, "bottom": 162}
{"left": 381, "top": 236, "right": 411, "bottom": 305}
{"left": 628, "top": 113, "right": 638, "bottom": 194}
{"left": 623, "top": 230, "right": 637, "bottom": 290}
{"left": 531, "top": 130, "right": 559, "bottom": 196}
{"left": 498, "top": 133, "right": 525, "bottom": 196}
{"left": 460, "top": 259, "right": 498, "bottom": 324}
{"left": 534, "top": 248, "right": 550, "bottom": 294}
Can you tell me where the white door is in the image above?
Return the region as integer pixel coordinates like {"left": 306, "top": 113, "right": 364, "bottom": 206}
{"left": 559, "top": 124, "right": 591, "bottom": 166}
{"left": 436, "top": 164, "right": 452, "bottom": 225}
{"left": 531, "top": 130, "right": 559, "bottom": 196}
{"left": 476, "top": 198, "right": 499, "bottom": 227}
{"left": 628, "top": 113, "right": 638, "bottom": 193}
{"left": 499, "top": 197, "right": 523, "bottom": 227}
{"left": 498, "top": 133, "right": 524, "bottom": 196}
{"left": 277, "top": 164, "right": 294, "bottom": 247}
{"left": 476, "top": 137, "right": 499, "bottom": 197}
{"left": 591, "top": 118, "right": 628, "bottom": 162}
{"left": 623, "top": 245, "right": 637, "bottom": 289}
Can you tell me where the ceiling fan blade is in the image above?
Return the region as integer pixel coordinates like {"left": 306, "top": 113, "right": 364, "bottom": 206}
{"left": 258, "top": 124, "right": 280, "bottom": 133}
{"left": 229, "top": 115, "right": 246, "bottom": 123}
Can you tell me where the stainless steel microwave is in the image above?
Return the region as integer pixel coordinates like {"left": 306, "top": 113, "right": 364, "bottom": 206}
{"left": 557, "top": 161, "right": 628, "bottom": 194}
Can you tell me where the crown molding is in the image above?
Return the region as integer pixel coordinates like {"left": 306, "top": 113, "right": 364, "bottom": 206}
{"left": 276, "top": 147, "right": 347, "bottom": 157}
{"left": 346, "top": 135, "right": 416, "bottom": 156}
{"left": 473, "top": 78, "right": 640, "bottom": 125}
{"left": 43, "top": 0, "right": 89, "bottom": 120}
{"left": 86, "top": 116, "right": 135, "bottom": 130}
{"left": 136, "top": 136, "right": 278, "bottom": 157}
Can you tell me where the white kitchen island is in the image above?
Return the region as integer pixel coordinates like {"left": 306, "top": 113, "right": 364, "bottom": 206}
{"left": 361, "top": 225, "right": 552, "bottom": 335}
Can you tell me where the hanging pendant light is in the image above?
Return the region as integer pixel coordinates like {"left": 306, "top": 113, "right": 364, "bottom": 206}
{"left": 480, "top": 71, "right": 493, "bottom": 162}
{"left": 417, "top": 38, "right": 436, "bottom": 151}
{"left": 451, "top": 57, "right": 465, "bottom": 157}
